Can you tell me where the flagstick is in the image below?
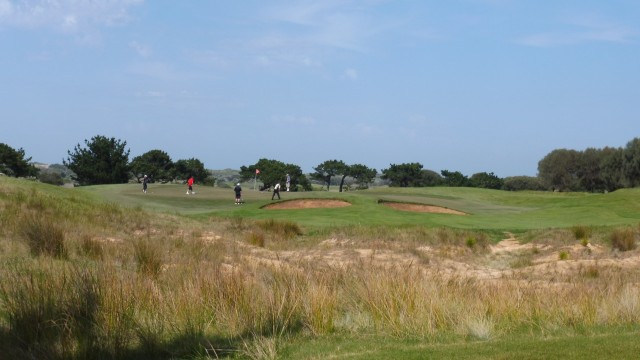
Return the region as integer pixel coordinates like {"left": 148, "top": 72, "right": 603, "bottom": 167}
{"left": 254, "top": 172, "right": 257, "bottom": 191}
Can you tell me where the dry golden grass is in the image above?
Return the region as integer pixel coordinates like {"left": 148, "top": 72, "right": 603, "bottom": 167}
{"left": 3, "top": 182, "right": 640, "bottom": 358}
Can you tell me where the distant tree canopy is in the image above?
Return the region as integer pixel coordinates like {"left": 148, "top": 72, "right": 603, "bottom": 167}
{"left": 536, "top": 138, "right": 640, "bottom": 193}
{"left": 381, "top": 162, "right": 424, "bottom": 187}
{"left": 502, "top": 176, "right": 545, "bottom": 191}
{"left": 240, "top": 158, "right": 310, "bottom": 191}
{"left": 312, "top": 160, "right": 348, "bottom": 191}
{"left": 172, "top": 158, "right": 210, "bottom": 184}
{"left": 346, "top": 163, "right": 377, "bottom": 190}
{"left": 441, "top": 170, "right": 470, "bottom": 187}
{"left": 0, "top": 143, "right": 38, "bottom": 177}
{"left": 130, "top": 150, "right": 173, "bottom": 183}
{"left": 311, "top": 160, "right": 377, "bottom": 192}
{"left": 469, "top": 172, "right": 503, "bottom": 190}
{"left": 63, "top": 135, "right": 130, "bottom": 185}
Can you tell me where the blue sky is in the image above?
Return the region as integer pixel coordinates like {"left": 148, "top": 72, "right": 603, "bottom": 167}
{"left": 1, "top": 0, "right": 639, "bottom": 177}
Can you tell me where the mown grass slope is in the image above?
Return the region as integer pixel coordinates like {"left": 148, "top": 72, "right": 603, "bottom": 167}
{"left": 82, "top": 182, "right": 640, "bottom": 232}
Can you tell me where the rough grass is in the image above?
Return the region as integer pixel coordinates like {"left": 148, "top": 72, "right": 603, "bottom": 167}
{"left": 3, "top": 177, "right": 640, "bottom": 359}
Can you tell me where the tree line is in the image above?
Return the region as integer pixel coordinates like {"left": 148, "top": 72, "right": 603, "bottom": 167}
{"left": 3, "top": 135, "right": 640, "bottom": 193}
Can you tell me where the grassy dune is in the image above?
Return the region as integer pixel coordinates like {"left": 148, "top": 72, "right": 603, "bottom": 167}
{"left": 2, "top": 176, "right": 640, "bottom": 359}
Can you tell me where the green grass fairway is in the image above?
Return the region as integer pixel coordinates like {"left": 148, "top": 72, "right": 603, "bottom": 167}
{"left": 81, "top": 183, "right": 640, "bottom": 232}
{"left": 281, "top": 328, "right": 640, "bottom": 359}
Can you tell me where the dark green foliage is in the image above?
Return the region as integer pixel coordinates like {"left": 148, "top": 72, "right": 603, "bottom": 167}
{"left": 130, "top": 149, "right": 174, "bottom": 183}
{"left": 64, "top": 135, "right": 131, "bottom": 185}
{"left": 502, "top": 176, "right": 546, "bottom": 191}
{"left": 172, "top": 158, "right": 210, "bottom": 184}
{"left": 312, "top": 161, "right": 377, "bottom": 192}
{"left": 0, "top": 143, "right": 39, "bottom": 177}
{"left": 312, "top": 160, "right": 349, "bottom": 191}
{"left": 421, "top": 169, "right": 444, "bottom": 186}
{"left": 38, "top": 171, "right": 64, "bottom": 186}
{"left": 623, "top": 138, "right": 640, "bottom": 188}
{"left": 381, "top": 162, "right": 424, "bottom": 187}
{"left": 441, "top": 170, "right": 470, "bottom": 187}
{"left": 240, "top": 158, "right": 310, "bottom": 191}
{"left": 469, "top": 172, "right": 503, "bottom": 189}
{"left": 347, "top": 163, "right": 378, "bottom": 190}
{"left": 536, "top": 139, "right": 640, "bottom": 193}
{"left": 538, "top": 149, "right": 580, "bottom": 191}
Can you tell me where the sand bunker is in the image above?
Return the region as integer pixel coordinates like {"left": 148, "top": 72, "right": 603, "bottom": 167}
{"left": 263, "top": 199, "right": 351, "bottom": 210}
{"left": 382, "top": 202, "right": 467, "bottom": 215}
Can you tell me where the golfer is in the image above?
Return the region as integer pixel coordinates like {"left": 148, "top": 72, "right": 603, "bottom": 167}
{"left": 142, "top": 175, "right": 149, "bottom": 193}
{"left": 187, "top": 176, "right": 194, "bottom": 195}
{"left": 272, "top": 182, "right": 281, "bottom": 200}
{"left": 234, "top": 183, "right": 242, "bottom": 204}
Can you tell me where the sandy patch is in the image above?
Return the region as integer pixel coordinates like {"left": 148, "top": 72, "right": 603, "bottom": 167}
{"left": 382, "top": 201, "right": 467, "bottom": 215}
{"left": 263, "top": 199, "right": 351, "bottom": 210}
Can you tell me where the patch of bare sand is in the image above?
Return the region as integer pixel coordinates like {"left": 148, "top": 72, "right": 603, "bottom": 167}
{"left": 263, "top": 199, "right": 351, "bottom": 210}
{"left": 217, "top": 231, "right": 640, "bottom": 288}
{"left": 382, "top": 202, "right": 466, "bottom": 215}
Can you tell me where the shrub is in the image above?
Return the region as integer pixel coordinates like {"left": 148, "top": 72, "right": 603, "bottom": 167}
{"left": 247, "top": 231, "right": 266, "bottom": 247}
{"left": 80, "top": 234, "right": 104, "bottom": 260}
{"left": 571, "top": 225, "right": 592, "bottom": 240}
{"left": 559, "top": 251, "right": 569, "bottom": 260}
{"left": 19, "top": 215, "right": 67, "bottom": 258}
{"left": 133, "top": 239, "right": 164, "bottom": 278}
{"left": 38, "top": 172, "right": 65, "bottom": 186}
{"left": 610, "top": 228, "right": 637, "bottom": 251}
{"left": 257, "top": 219, "right": 303, "bottom": 239}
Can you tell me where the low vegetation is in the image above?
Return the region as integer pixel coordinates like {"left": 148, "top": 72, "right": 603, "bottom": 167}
{"left": 2, "top": 177, "right": 640, "bottom": 359}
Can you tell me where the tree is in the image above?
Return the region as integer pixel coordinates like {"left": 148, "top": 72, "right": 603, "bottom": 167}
{"left": 172, "top": 158, "right": 210, "bottom": 184}
{"left": 63, "top": 135, "right": 130, "bottom": 185}
{"left": 576, "top": 148, "right": 606, "bottom": 192}
{"left": 347, "top": 164, "right": 377, "bottom": 190}
{"left": 130, "top": 150, "right": 173, "bottom": 183}
{"left": 502, "top": 176, "right": 546, "bottom": 191}
{"left": 537, "top": 149, "right": 580, "bottom": 191}
{"left": 381, "top": 163, "right": 424, "bottom": 187}
{"left": 469, "top": 172, "right": 503, "bottom": 190}
{"left": 240, "top": 158, "right": 310, "bottom": 191}
{"left": 421, "top": 169, "right": 444, "bottom": 186}
{"left": 0, "top": 143, "right": 39, "bottom": 177}
{"left": 600, "top": 147, "right": 625, "bottom": 191}
{"left": 312, "top": 160, "right": 348, "bottom": 191}
{"left": 623, "top": 138, "right": 640, "bottom": 187}
{"left": 441, "top": 170, "right": 470, "bottom": 187}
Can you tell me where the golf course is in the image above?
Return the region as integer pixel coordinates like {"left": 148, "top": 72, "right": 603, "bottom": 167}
{"left": 2, "top": 176, "right": 640, "bottom": 359}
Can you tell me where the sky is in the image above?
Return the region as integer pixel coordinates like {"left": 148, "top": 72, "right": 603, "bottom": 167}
{"left": 1, "top": 0, "right": 639, "bottom": 177}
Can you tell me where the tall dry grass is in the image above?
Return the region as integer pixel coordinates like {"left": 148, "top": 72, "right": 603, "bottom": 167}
{"left": 3, "top": 182, "right": 640, "bottom": 358}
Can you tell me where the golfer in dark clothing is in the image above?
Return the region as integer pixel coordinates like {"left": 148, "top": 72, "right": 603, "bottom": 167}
{"left": 272, "top": 182, "right": 281, "bottom": 200}
{"left": 234, "top": 183, "right": 242, "bottom": 204}
{"left": 142, "top": 175, "right": 149, "bottom": 193}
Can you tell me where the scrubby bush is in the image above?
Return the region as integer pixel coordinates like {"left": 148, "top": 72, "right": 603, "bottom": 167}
{"left": 610, "top": 228, "right": 637, "bottom": 251}
{"left": 19, "top": 215, "right": 67, "bottom": 258}
{"left": 502, "top": 176, "right": 546, "bottom": 191}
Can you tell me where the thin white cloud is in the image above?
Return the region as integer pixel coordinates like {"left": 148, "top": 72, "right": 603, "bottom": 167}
{"left": 517, "top": 17, "right": 636, "bottom": 47}
{"left": 345, "top": 68, "right": 358, "bottom": 80}
{"left": 129, "top": 41, "right": 151, "bottom": 57}
{"left": 0, "top": 0, "right": 143, "bottom": 32}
